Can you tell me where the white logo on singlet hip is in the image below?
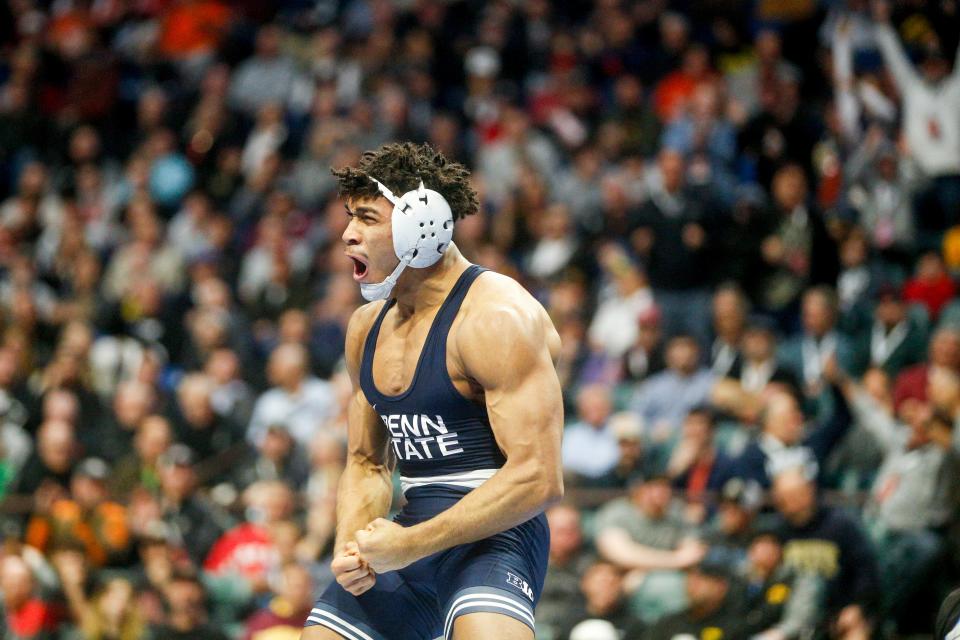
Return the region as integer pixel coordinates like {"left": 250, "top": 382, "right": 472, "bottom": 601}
{"left": 506, "top": 572, "right": 534, "bottom": 602}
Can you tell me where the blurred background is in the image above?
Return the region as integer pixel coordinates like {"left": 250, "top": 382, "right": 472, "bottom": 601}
{"left": 1, "top": 0, "right": 960, "bottom": 638}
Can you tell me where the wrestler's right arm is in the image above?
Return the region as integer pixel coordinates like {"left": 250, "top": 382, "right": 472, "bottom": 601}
{"left": 330, "top": 304, "right": 395, "bottom": 595}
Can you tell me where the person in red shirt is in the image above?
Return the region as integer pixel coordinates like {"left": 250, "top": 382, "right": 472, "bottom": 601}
{"left": 0, "top": 554, "right": 59, "bottom": 638}
{"left": 893, "top": 327, "right": 960, "bottom": 411}
{"left": 653, "top": 44, "right": 717, "bottom": 123}
{"left": 903, "top": 251, "right": 957, "bottom": 321}
{"left": 203, "top": 480, "right": 294, "bottom": 593}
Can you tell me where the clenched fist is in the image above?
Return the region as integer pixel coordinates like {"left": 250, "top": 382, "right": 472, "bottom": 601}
{"left": 332, "top": 541, "right": 376, "bottom": 596}
{"left": 355, "top": 518, "right": 421, "bottom": 574}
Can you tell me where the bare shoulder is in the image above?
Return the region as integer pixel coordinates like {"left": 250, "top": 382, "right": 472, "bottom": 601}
{"left": 462, "top": 271, "right": 553, "bottom": 333}
{"left": 456, "top": 271, "right": 561, "bottom": 381}
{"left": 344, "top": 300, "right": 389, "bottom": 376}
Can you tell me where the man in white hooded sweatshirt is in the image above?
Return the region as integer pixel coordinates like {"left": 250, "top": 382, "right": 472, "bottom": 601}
{"left": 872, "top": 0, "right": 960, "bottom": 231}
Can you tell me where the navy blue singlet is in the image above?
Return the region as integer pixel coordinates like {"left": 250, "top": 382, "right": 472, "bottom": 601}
{"left": 359, "top": 264, "right": 506, "bottom": 497}
{"left": 306, "top": 264, "right": 550, "bottom": 640}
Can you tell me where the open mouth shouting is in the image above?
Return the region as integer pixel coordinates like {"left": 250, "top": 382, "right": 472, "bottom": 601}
{"left": 349, "top": 255, "right": 369, "bottom": 281}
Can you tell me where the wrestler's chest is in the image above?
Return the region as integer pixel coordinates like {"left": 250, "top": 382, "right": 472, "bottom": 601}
{"left": 371, "top": 323, "right": 481, "bottom": 400}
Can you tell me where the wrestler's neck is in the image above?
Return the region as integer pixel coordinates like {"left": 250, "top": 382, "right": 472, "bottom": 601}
{"left": 392, "top": 243, "right": 471, "bottom": 318}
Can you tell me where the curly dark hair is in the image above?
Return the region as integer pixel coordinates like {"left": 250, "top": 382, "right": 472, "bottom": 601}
{"left": 331, "top": 142, "right": 479, "bottom": 221}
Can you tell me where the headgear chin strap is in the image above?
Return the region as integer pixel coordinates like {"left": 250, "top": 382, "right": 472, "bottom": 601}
{"left": 358, "top": 177, "right": 455, "bottom": 302}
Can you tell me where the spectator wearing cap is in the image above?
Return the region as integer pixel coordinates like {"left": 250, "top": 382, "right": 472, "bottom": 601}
{"left": 850, "top": 283, "right": 926, "bottom": 379}
{"left": 561, "top": 385, "right": 621, "bottom": 484}
{"left": 537, "top": 504, "right": 596, "bottom": 639}
{"left": 872, "top": 0, "right": 960, "bottom": 231}
{"left": 666, "top": 407, "right": 735, "bottom": 506}
{"left": 737, "top": 527, "right": 823, "bottom": 640}
{"left": 556, "top": 561, "right": 634, "bottom": 640}
{"left": 25, "top": 457, "right": 131, "bottom": 567}
{"left": 158, "top": 444, "right": 233, "bottom": 567}
{"left": 633, "top": 149, "right": 717, "bottom": 347}
{"left": 630, "top": 335, "right": 715, "bottom": 443}
{"left": 708, "top": 284, "right": 747, "bottom": 379}
{"left": 247, "top": 343, "right": 337, "bottom": 448}
{"left": 771, "top": 467, "right": 880, "bottom": 634}
{"left": 778, "top": 286, "right": 856, "bottom": 398}
{"left": 848, "top": 368, "right": 960, "bottom": 630}
{"left": 600, "top": 412, "right": 647, "bottom": 488}
{"left": 703, "top": 478, "right": 765, "bottom": 565}
{"left": 622, "top": 304, "right": 667, "bottom": 384}
{"left": 626, "top": 554, "right": 747, "bottom": 640}
{"left": 594, "top": 475, "right": 706, "bottom": 623}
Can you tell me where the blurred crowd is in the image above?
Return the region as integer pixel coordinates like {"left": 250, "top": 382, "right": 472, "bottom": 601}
{"left": 1, "top": 0, "right": 960, "bottom": 638}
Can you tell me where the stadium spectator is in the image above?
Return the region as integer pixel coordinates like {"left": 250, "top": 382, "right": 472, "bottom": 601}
{"left": 853, "top": 284, "right": 927, "bottom": 378}
{"left": 630, "top": 335, "right": 714, "bottom": 442}
{"left": 242, "top": 562, "right": 314, "bottom": 640}
{"left": 736, "top": 528, "right": 823, "bottom": 639}
{"left": 110, "top": 414, "right": 172, "bottom": 496}
{"left": 728, "top": 365, "right": 852, "bottom": 488}
{"left": 556, "top": 561, "right": 633, "bottom": 639}
{"left": 627, "top": 555, "right": 745, "bottom": 640}
{"left": 779, "top": 286, "right": 858, "bottom": 397}
{"left": 150, "top": 572, "right": 230, "bottom": 640}
{"left": 594, "top": 474, "right": 705, "bottom": 622}
{"left": 666, "top": 406, "right": 734, "bottom": 504}
{"left": 0, "top": 553, "right": 59, "bottom": 638}
{"left": 771, "top": 467, "right": 880, "bottom": 635}
{"left": 708, "top": 284, "right": 747, "bottom": 379}
{"left": 872, "top": 0, "right": 960, "bottom": 231}
{"left": 537, "top": 504, "right": 595, "bottom": 639}
{"left": 157, "top": 444, "right": 232, "bottom": 567}
{"left": 247, "top": 343, "right": 336, "bottom": 448}
{"left": 562, "top": 384, "right": 620, "bottom": 483}
{"left": 633, "top": 149, "right": 716, "bottom": 345}
{"left": 0, "top": 1, "right": 960, "bottom": 635}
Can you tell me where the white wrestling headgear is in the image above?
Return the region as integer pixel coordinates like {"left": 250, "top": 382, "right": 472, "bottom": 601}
{"left": 359, "top": 176, "right": 455, "bottom": 301}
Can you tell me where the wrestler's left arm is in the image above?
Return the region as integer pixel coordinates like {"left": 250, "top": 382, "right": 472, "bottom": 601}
{"left": 355, "top": 285, "right": 564, "bottom": 572}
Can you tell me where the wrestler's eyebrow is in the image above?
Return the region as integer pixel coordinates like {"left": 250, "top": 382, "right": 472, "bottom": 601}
{"left": 350, "top": 205, "right": 380, "bottom": 220}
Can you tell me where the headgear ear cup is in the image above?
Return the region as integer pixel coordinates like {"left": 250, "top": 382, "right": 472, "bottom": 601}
{"left": 358, "top": 177, "right": 455, "bottom": 301}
